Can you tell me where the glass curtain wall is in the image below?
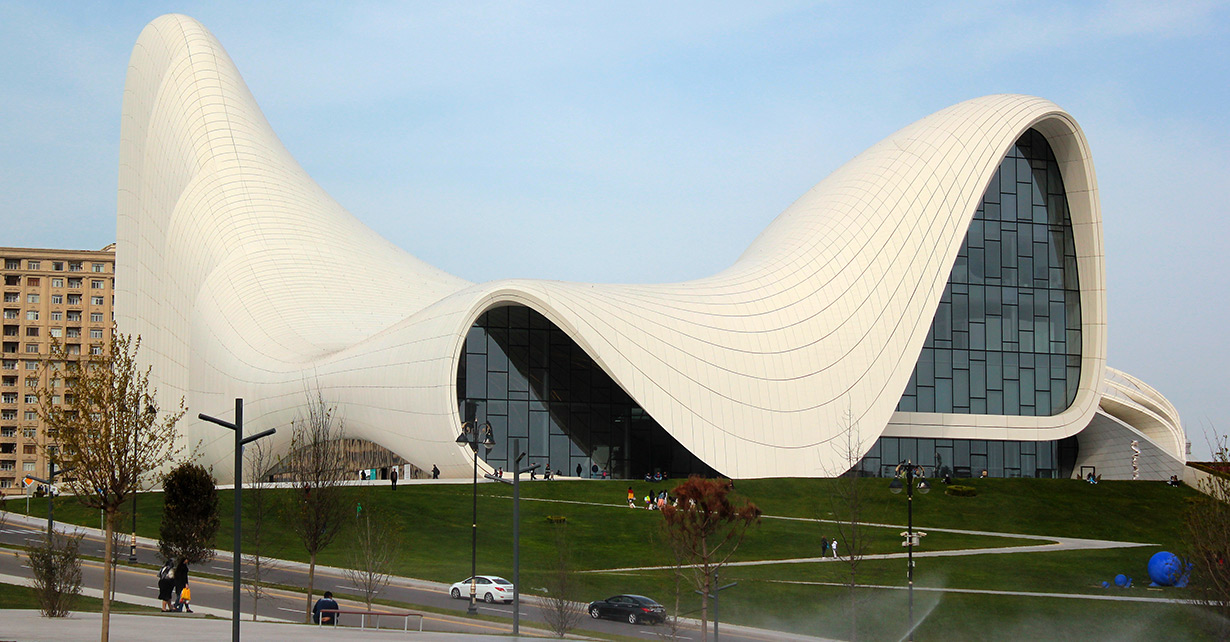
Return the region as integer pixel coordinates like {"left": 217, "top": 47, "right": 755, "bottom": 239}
{"left": 851, "top": 436, "right": 1079, "bottom": 479}
{"left": 457, "top": 305, "right": 716, "bottom": 479}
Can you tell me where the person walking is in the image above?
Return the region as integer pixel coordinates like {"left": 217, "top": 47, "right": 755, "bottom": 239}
{"left": 431, "top": 464, "right": 440, "bottom": 479}
{"left": 390, "top": 466, "right": 398, "bottom": 490}
{"left": 627, "top": 486, "right": 635, "bottom": 507}
{"left": 173, "top": 558, "right": 190, "bottom": 605}
{"left": 820, "top": 536, "right": 829, "bottom": 558}
{"left": 576, "top": 463, "right": 583, "bottom": 478}
{"left": 157, "top": 560, "right": 175, "bottom": 611}
{"left": 831, "top": 538, "right": 839, "bottom": 558}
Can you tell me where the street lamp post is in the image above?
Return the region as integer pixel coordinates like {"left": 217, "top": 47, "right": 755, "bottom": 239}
{"left": 694, "top": 570, "right": 738, "bottom": 642}
{"left": 485, "top": 451, "right": 538, "bottom": 635}
{"left": 25, "top": 463, "right": 74, "bottom": 538}
{"left": 200, "top": 398, "right": 276, "bottom": 642}
{"left": 130, "top": 402, "right": 157, "bottom": 564}
{"left": 888, "top": 459, "right": 929, "bottom": 642}
{"left": 456, "top": 421, "right": 494, "bottom": 616}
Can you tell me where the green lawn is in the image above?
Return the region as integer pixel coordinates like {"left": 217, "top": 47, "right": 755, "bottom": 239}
{"left": 0, "top": 580, "right": 161, "bottom": 614}
{"left": 5, "top": 477, "right": 1216, "bottom": 640}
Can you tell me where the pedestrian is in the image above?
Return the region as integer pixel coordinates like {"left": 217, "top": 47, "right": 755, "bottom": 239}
{"left": 831, "top": 538, "right": 839, "bottom": 558}
{"left": 820, "top": 536, "right": 829, "bottom": 558}
{"left": 175, "top": 582, "right": 193, "bottom": 613}
{"left": 627, "top": 486, "right": 635, "bottom": 507}
{"left": 576, "top": 463, "right": 583, "bottom": 478}
{"left": 432, "top": 464, "right": 440, "bottom": 479}
{"left": 157, "top": 559, "right": 175, "bottom": 611}
{"left": 173, "top": 558, "right": 190, "bottom": 605}
{"left": 390, "top": 466, "right": 398, "bottom": 490}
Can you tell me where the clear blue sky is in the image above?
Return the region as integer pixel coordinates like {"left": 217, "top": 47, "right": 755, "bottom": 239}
{"left": 1, "top": 2, "right": 1226, "bottom": 459}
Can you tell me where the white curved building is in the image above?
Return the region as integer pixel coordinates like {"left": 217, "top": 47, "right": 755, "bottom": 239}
{"left": 115, "top": 15, "right": 1184, "bottom": 482}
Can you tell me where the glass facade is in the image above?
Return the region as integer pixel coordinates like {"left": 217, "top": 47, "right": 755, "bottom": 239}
{"left": 897, "top": 128, "right": 1081, "bottom": 417}
{"left": 852, "top": 436, "right": 1079, "bottom": 479}
{"left": 457, "top": 305, "right": 716, "bottom": 479}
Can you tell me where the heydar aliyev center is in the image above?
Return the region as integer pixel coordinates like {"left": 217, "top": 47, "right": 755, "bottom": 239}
{"left": 116, "top": 14, "right": 1185, "bottom": 483}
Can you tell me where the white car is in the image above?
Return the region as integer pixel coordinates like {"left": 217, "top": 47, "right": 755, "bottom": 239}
{"left": 448, "top": 575, "right": 515, "bottom": 604}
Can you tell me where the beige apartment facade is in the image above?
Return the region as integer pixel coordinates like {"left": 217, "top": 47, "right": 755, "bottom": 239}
{"left": 0, "top": 245, "right": 114, "bottom": 496}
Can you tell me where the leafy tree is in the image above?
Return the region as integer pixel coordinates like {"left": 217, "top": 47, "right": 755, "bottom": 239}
{"left": 158, "top": 462, "right": 220, "bottom": 564}
{"left": 36, "top": 329, "right": 185, "bottom": 641}
{"left": 283, "top": 389, "right": 351, "bottom": 621}
{"left": 659, "top": 476, "right": 761, "bottom": 642}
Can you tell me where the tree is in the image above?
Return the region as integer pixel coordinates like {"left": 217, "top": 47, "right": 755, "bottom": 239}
{"left": 344, "top": 508, "right": 400, "bottom": 610}
{"left": 825, "top": 408, "right": 871, "bottom": 641}
{"left": 539, "top": 525, "right": 584, "bottom": 638}
{"left": 27, "top": 532, "right": 82, "bottom": 617}
{"left": 659, "top": 476, "right": 761, "bottom": 642}
{"left": 158, "top": 462, "right": 220, "bottom": 564}
{"left": 36, "top": 329, "right": 185, "bottom": 641}
{"left": 1184, "top": 432, "right": 1230, "bottom": 637}
{"left": 283, "top": 389, "right": 351, "bottom": 622}
{"left": 242, "top": 439, "right": 282, "bottom": 620}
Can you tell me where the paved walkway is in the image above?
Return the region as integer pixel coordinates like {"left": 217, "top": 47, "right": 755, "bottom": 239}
{"left": 0, "top": 610, "right": 558, "bottom": 641}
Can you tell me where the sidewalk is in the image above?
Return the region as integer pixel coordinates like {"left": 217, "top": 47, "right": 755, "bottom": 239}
{"left": 0, "top": 610, "right": 550, "bottom": 641}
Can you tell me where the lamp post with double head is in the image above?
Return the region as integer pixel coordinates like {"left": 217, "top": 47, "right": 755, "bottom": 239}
{"left": 485, "top": 450, "right": 538, "bottom": 635}
{"left": 888, "top": 460, "right": 929, "bottom": 642}
{"left": 456, "top": 420, "right": 494, "bottom": 616}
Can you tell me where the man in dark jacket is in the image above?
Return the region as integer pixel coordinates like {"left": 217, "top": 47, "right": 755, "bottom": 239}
{"left": 173, "top": 559, "right": 189, "bottom": 605}
{"left": 312, "top": 591, "right": 340, "bottom": 625}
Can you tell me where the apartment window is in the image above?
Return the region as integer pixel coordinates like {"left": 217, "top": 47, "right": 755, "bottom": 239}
{"left": 67, "top": 294, "right": 81, "bottom": 305}
{"left": 23, "top": 394, "right": 35, "bottom": 404}
{"left": 1, "top": 393, "right": 14, "bottom": 404}
{"left": 26, "top": 311, "right": 38, "bottom": 321}
{"left": 51, "top": 278, "right": 64, "bottom": 288}
{"left": 67, "top": 278, "right": 81, "bottom": 288}
{"left": 24, "top": 378, "right": 35, "bottom": 388}
{"left": 66, "top": 345, "right": 80, "bottom": 355}
{"left": 51, "top": 294, "right": 62, "bottom": 304}
{"left": 50, "top": 328, "right": 62, "bottom": 338}
{"left": 88, "top": 345, "right": 101, "bottom": 355}
{"left": 4, "top": 260, "right": 19, "bottom": 270}
{"left": 23, "top": 411, "right": 36, "bottom": 421}
{"left": 26, "top": 294, "right": 38, "bottom": 304}
{"left": 22, "top": 444, "right": 35, "bottom": 455}
{"left": 25, "top": 344, "right": 38, "bottom": 354}
{"left": 66, "top": 329, "right": 80, "bottom": 339}
{"left": 21, "top": 427, "right": 35, "bottom": 439}
{"left": 0, "top": 462, "right": 14, "bottom": 472}
{"left": 0, "top": 427, "right": 13, "bottom": 437}
{"left": 89, "top": 329, "right": 102, "bottom": 339}
{"left": 0, "top": 410, "right": 14, "bottom": 420}
{"left": 68, "top": 262, "right": 82, "bottom": 272}
{"left": 91, "top": 280, "right": 104, "bottom": 289}
{"left": 93, "top": 263, "right": 106, "bottom": 273}
{"left": 3, "top": 310, "right": 16, "bottom": 320}
{"left": 52, "top": 262, "right": 63, "bottom": 271}
{"left": 50, "top": 311, "right": 61, "bottom": 321}
{"left": 25, "top": 328, "right": 38, "bottom": 337}
{"left": 1, "top": 327, "right": 13, "bottom": 338}
{"left": 91, "top": 313, "right": 103, "bottom": 323}
{"left": 2, "top": 361, "right": 13, "bottom": 370}
{"left": 22, "top": 462, "right": 34, "bottom": 472}
{"left": 27, "top": 261, "right": 40, "bottom": 270}
{"left": 90, "top": 296, "right": 103, "bottom": 306}
{"left": 3, "top": 293, "right": 15, "bottom": 303}
{"left": 26, "top": 277, "right": 39, "bottom": 287}
{"left": 51, "top": 395, "right": 60, "bottom": 405}
{"left": 66, "top": 312, "right": 80, "bottom": 322}
{"left": 23, "top": 361, "right": 35, "bottom": 370}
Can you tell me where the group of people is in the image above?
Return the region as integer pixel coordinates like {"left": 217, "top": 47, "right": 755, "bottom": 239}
{"left": 819, "top": 536, "right": 841, "bottom": 558}
{"left": 643, "top": 471, "right": 670, "bottom": 483}
{"left": 627, "top": 487, "right": 676, "bottom": 510}
{"left": 156, "top": 559, "right": 193, "bottom": 613}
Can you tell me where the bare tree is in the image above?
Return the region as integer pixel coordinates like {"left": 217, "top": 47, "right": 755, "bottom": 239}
{"left": 243, "top": 439, "right": 282, "bottom": 620}
{"left": 659, "top": 476, "right": 761, "bottom": 642}
{"left": 344, "top": 509, "right": 400, "bottom": 610}
{"left": 1185, "top": 432, "right": 1230, "bottom": 638}
{"left": 825, "top": 408, "right": 871, "bottom": 641}
{"left": 27, "top": 532, "right": 83, "bottom": 617}
{"left": 539, "top": 525, "right": 584, "bottom": 637}
{"left": 36, "top": 329, "right": 185, "bottom": 641}
{"left": 283, "top": 389, "right": 351, "bottom": 622}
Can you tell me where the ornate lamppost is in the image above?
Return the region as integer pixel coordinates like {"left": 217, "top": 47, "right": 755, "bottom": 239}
{"left": 889, "top": 460, "right": 929, "bottom": 642}
{"left": 456, "top": 420, "right": 495, "bottom": 615}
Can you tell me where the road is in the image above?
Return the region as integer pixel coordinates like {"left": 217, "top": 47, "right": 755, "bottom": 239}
{"left": 0, "top": 513, "right": 815, "bottom": 641}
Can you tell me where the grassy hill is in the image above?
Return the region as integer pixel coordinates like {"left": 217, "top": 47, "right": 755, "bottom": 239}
{"left": 5, "top": 476, "right": 1216, "bottom": 640}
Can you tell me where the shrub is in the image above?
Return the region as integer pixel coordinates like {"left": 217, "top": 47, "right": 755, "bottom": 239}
{"left": 946, "top": 485, "right": 977, "bottom": 497}
{"left": 546, "top": 515, "right": 567, "bottom": 524}
{"left": 28, "top": 533, "right": 83, "bottom": 617}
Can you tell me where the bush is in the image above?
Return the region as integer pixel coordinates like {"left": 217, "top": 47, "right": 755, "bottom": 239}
{"left": 28, "top": 534, "right": 83, "bottom": 617}
{"left": 546, "top": 515, "right": 567, "bottom": 524}
{"left": 946, "top": 485, "right": 977, "bottom": 497}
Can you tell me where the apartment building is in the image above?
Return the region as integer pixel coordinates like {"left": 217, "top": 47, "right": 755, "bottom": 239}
{"left": 0, "top": 245, "right": 114, "bottom": 496}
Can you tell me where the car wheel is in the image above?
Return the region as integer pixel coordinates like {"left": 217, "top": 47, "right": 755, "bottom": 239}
{"left": 589, "top": 607, "right": 601, "bottom": 619}
{"left": 450, "top": 588, "right": 460, "bottom": 599}
{"left": 484, "top": 592, "right": 495, "bottom": 603}
{"left": 628, "top": 613, "right": 639, "bottom": 625}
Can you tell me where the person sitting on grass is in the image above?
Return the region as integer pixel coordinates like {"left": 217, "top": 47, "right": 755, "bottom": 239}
{"left": 312, "top": 591, "right": 340, "bottom": 625}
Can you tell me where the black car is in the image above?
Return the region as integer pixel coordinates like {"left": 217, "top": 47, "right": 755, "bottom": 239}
{"left": 587, "top": 594, "right": 666, "bottom": 625}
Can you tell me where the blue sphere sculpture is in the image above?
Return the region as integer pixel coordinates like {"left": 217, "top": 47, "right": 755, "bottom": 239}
{"left": 1114, "top": 574, "right": 1131, "bottom": 588}
{"left": 1148, "top": 551, "right": 1184, "bottom": 587}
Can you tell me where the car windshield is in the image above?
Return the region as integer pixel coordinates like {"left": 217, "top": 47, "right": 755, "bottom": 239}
{"left": 494, "top": 579, "right": 513, "bottom": 585}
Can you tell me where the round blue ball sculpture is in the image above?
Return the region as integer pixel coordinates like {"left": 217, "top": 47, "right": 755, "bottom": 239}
{"left": 1114, "top": 574, "right": 1131, "bottom": 588}
{"left": 1148, "top": 551, "right": 1183, "bottom": 587}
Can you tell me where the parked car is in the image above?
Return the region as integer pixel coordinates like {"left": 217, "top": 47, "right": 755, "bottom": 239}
{"left": 448, "top": 575, "right": 515, "bottom": 604}
{"left": 587, "top": 594, "right": 666, "bottom": 625}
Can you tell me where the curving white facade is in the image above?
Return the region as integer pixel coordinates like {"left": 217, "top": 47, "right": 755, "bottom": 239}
{"left": 115, "top": 14, "right": 1184, "bottom": 482}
